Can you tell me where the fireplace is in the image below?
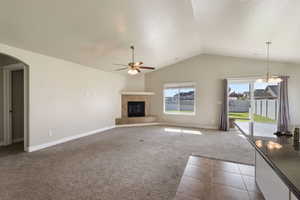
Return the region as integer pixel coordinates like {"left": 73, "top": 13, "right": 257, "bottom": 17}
{"left": 128, "top": 101, "right": 145, "bottom": 117}
{"left": 115, "top": 92, "right": 157, "bottom": 125}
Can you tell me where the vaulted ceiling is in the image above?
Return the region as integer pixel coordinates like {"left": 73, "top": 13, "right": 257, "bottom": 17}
{"left": 0, "top": 0, "right": 300, "bottom": 72}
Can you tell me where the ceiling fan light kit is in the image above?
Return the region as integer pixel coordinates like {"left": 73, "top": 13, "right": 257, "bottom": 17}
{"left": 114, "top": 46, "right": 155, "bottom": 75}
{"left": 128, "top": 69, "right": 138, "bottom": 75}
{"left": 256, "top": 41, "right": 282, "bottom": 84}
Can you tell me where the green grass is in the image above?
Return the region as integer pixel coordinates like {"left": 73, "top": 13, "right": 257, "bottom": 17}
{"left": 229, "top": 112, "right": 249, "bottom": 119}
{"left": 229, "top": 112, "right": 276, "bottom": 123}
{"left": 253, "top": 114, "right": 276, "bottom": 123}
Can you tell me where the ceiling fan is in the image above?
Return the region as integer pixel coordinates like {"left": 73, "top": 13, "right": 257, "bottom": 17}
{"left": 114, "top": 46, "right": 155, "bottom": 75}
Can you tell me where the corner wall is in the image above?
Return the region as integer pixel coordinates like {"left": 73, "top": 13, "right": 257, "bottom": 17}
{"left": 145, "top": 54, "right": 300, "bottom": 128}
{"left": 0, "top": 43, "right": 145, "bottom": 148}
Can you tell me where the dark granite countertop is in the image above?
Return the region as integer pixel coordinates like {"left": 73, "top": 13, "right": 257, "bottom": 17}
{"left": 248, "top": 135, "right": 300, "bottom": 199}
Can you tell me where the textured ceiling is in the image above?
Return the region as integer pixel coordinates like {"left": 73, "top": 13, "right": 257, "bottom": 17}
{"left": 0, "top": 0, "right": 299, "bottom": 73}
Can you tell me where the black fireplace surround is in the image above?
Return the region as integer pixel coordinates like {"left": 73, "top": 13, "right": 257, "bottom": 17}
{"left": 128, "top": 101, "right": 145, "bottom": 117}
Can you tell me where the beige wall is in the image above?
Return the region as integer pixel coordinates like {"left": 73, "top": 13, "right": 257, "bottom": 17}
{"left": 0, "top": 43, "right": 145, "bottom": 147}
{"left": 123, "top": 74, "right": 145, "bottom": 91}
{"left": 145, "top": 54, "right": 300, "bottom": 128}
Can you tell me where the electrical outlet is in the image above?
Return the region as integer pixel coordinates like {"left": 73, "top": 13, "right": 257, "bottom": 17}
{"left": 49, "top": 129, "right": 53, "bottom": 137}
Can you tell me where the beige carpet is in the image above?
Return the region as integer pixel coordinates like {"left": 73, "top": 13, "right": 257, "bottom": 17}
{"left": 0, "top": 125, "right": 254, "bottom": 200}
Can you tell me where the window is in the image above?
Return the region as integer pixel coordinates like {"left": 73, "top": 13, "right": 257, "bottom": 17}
{"left": 164, "top": 83, "right": 196, "bottom": 115}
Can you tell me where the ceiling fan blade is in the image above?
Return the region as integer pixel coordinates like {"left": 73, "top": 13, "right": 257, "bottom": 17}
{"left": 115, "top": 67, "right": 128, "bottom": 71}
{"left": 139, "top": 66, "right": 155, "bottom": 70}
{"left": 136, "top": 68, "right": 141, "bottom": 73}
{"left": 113, "top": 63, "right": 128, "bottom": 67}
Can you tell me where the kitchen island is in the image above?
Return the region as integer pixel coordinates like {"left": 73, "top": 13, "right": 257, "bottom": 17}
{"left": 248, "top": 135, "right": 300, "bottom": 200}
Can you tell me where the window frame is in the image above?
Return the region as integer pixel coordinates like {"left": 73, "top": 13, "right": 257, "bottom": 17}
{"left": 163, "top": 83, "right": 196, "bottom": 116}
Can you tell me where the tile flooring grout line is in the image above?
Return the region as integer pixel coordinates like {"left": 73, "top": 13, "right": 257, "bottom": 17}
{"left": 191, "top": 154, "right": 254, "bottom": 166}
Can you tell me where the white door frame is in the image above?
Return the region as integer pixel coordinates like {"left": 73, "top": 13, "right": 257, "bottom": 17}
{"left": 2, "top": 63, "right": 29, "bottom": 152}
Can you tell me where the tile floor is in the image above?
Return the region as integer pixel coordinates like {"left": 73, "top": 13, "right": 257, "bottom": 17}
{"left": 174, "top": 156, "right": 265, "bottom": 200}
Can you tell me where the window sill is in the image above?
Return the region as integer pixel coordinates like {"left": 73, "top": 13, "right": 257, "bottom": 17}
{"left": 164, "top": 112, "right": 196, "bottom": 116}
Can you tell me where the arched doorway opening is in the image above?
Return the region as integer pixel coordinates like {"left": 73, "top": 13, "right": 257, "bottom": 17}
{"left": 0, "top": 53, "right": 29, "bottom": 152}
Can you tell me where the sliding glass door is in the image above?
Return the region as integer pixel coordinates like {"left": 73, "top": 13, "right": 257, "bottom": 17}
{"left": 228, "top": 82, "right": 252, "bottom": 135}
{"left": 228, "top": 80, "right": 279, "bottom": 137}
{"left": 253, "top": 82, "right": 278, "bottom": 137}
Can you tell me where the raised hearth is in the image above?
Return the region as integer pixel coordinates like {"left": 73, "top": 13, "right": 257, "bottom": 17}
{"left": 115, "top": 116, "right": 157, "bottom": 125}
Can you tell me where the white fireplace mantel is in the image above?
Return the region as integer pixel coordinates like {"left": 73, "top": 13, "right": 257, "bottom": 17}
{"left": 120, "top": 91, "right": 155, "bottom": 96}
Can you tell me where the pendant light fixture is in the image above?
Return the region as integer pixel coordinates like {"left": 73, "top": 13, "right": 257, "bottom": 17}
{"left": 256, "top": 41, "right": 282, "bottom": 83}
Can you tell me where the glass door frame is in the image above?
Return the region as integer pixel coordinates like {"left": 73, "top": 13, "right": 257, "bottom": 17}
{"left": 228, "top": 79, "right": 256, "bottom": 136}
{"left": 228, "top": 78, "right": 280, "bottom": 137}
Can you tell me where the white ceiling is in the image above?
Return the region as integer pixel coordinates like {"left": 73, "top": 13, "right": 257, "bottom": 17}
{"left": 0, "top": 0, "right": 300, "bottom": 73}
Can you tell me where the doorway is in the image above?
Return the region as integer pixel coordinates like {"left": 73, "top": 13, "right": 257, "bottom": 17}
{"left": 1, "top": 63, "right": 29, "bottom": 151}
{"left": 228, "top": 81, "right": 252, "bottom": 134}
{"left": 252, "top": 81, "right": 278, "bottom": 136}
{"left": 11, "top": 70, "right": 24, "bottom": 144}
{"left": 228, "top": 80, "right": 279, "bottom": 137}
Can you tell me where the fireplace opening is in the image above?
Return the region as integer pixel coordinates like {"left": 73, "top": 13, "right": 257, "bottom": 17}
{"left": 128, "top": 101, "right": 145, "bottom": 117}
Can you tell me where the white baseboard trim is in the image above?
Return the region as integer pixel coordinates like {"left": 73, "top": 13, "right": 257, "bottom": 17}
{"left": 115, "top": 122, "right": 160, "bottom": 128}
{"left": 28, "top": 125, "right": 115, "bottom": 152}
{"left": 27, "top": 122, "right": 217, "bottom": 153}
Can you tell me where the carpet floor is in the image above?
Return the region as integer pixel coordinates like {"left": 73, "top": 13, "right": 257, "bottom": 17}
{"left": 0, "top": 125, "right": 254, "bottom": 200}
